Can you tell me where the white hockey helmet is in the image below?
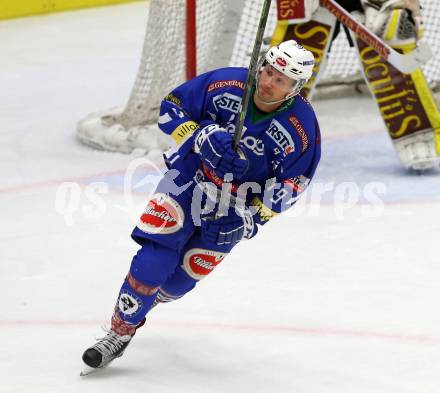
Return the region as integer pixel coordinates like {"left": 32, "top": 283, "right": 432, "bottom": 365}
{"left": 260, "top": 40, "right": 315, "bottom": 101}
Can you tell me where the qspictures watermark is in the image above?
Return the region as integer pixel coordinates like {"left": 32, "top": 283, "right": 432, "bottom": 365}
{"left": 54, "top": 158, "right": 388, "bottom": 226}
{"left": 54, "top": 158, "right": 164, "bottom": 225}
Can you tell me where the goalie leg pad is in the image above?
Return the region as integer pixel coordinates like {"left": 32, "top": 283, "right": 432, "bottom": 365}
{"left": 270, "top": 9, "right": 336, "bottom": 99}
{"left": 356, "top": 38, "right": 440, "bottom": 169}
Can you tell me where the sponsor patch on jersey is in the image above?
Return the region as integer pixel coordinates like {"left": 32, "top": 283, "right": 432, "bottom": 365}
{"left": 241, "top": 135, "right": 265, "bottom": 156}
{"left": 118, "top": 291, "right": 142, "bottom": 317}
{"left": 251, "top": 196, "right": 278, "bottom": 223}
{"left": 284, "top": 175, "right": 310, "bottom": 194}
{"left": 266, "top": 119, "right": 295, "bottom": 155}
{"left": 171, "top": 121, "right": 199, "bottom": 144}
{"left": 137, "top": 193, "right": 184, "bottom": 235}
{"left": 164, "top": 93, "right": 181, "bottom": 106}
{"left": 182, "top": 248, "right": 227, "bottom": 280}
{"left": 208, "top": 80, "right": 246, "bottom": 92}
{"left": 202, "top": 164, "right": 239, "bottom": 193}
{"left": 213, "top": 92, "right": 242, "bottom": 114}
{"left": 288, "top": 115, "right": 309, "bottom": 152}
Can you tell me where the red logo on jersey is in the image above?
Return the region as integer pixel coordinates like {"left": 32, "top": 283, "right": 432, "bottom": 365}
{"left": 137, "top": 193, "right": 184, "bottom": 234}
{"left": 276, "top": 57, "right": 287, "bottom": 67}
{"left": 182, "top": 248, "right": 227, "bottom": 280}
{"left": 285, "top": 145, "right": 295, "bottom": 155}
{"left": 202, "top": 164, "right": 239, "bottom": 193}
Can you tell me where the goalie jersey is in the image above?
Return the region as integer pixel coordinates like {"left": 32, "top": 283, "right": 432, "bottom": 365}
{"left": 157, "top": 67, "right": 321, "bottom": 224}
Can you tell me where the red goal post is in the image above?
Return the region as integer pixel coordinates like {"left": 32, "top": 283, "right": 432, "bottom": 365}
{"left": 77, "top": 0, "right": 440, "bottom": 153}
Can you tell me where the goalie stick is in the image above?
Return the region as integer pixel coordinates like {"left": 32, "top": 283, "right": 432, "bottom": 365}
{"left": 320, "top": 0, "right": 432, "bottom": 74}
{"left": 233, "top": 0, "right": 272, "bottom": 150}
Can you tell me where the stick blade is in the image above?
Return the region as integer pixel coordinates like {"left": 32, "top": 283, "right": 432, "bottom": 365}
{"left": 388, "top": 41, "right": 433, "bottom": 74}
{"left": 415, "top": 41, "right": 433, "bottom": 65}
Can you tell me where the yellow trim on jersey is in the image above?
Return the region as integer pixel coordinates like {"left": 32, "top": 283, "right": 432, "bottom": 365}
{"left": 251, "top": 197, "right": 278, "bottom": 223}
{"left": 270, "top": 20, "right": 289, "bottom": 46}
{"left": 171, "top": 121, "right": 199, "bottom": 145}
{"left": 410, "top": 69, "right": 440, "bottom": 155}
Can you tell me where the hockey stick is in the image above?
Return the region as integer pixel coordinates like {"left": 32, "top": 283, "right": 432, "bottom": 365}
{"left": 320, "top": 0, "right": 432, "bottom": 74}
{"left": 233, "top": 0, "right": 272, "bottom": 150}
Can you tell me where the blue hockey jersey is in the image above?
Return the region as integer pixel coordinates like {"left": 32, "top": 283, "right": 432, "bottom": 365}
{"left": 158, "top": 67, "right": 321, "bottom": 224}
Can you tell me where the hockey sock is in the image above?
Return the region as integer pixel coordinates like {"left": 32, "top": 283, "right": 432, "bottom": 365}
{"left": 114, "top": 241, "right": 181, "bottom": 325}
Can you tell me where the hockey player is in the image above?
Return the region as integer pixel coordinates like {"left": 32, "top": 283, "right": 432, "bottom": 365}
{"left": 273, "top": 0, "right": 440, "bottom": 170}
{"left": 81, "top": 40, "right": 321, "bottom": 372}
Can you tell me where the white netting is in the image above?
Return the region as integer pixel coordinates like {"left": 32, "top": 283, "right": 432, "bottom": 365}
{"left": 230, "top": 0, "right": 440, "bottom": 89}
{"left": 116, "top": 0, "right": 225, "bottom": 128}
{"left": 229, "top": 0, "right": 277, "bottom": 68}
{"left": 119, "top": 0, "right": 185, "bottom": 128}
{"left": 77, "top": 0, "right": 225, "bottom": 153}
{"left": 77, "top": 0, "right": 439, "bottom": 153}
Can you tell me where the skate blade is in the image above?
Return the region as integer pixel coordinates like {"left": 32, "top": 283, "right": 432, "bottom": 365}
{"left": 80, "top": 364, "right": 109, "bottom": 376}
{"left": 80, "top": 365, "right": 100, "bottom": 376}
{"left": 80, "top": 359, "right": 115, "bottom": 376}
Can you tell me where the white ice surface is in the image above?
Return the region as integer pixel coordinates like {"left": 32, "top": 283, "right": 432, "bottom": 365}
{"left": 0, "top": 3, "right": 439, "bottom": 393}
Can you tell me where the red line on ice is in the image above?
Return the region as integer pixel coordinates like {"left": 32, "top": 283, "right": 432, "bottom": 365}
{"left": 1, "top": 319, "right": 439, "bottom": 344}
{"left": 0, "top": 163, "right": 166, "bottom": 194}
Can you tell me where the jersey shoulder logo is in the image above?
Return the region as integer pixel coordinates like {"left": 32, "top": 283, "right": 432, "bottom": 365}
{"left": 207, "top": 80, "right": 246, "bottom": 92}
{"left": 288, "top": 115, "right": 309, "bottom": 153}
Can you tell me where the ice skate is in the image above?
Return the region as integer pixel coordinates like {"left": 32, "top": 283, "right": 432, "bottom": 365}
{"left": 81, "top": 329, "right": 133, "bottom": 374}
{"left": 80, "top": 313, "right": 145, "bottom": 376}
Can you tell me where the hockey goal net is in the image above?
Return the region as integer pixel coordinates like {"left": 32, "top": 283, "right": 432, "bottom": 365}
{"left": 77, "top": 0, "right": 440, "bottom": 153}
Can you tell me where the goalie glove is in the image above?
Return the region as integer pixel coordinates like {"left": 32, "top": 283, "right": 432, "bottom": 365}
{"left": 363, "top": 0, "right": 424, "bottom": 43}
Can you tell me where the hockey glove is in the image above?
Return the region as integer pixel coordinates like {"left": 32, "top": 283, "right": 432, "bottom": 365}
{"left": 364, "top": 0, "right": 424, "bottom": 40}
{"left": 194, "top": 122, "right": 248, "bottom": 180}
{"left": 201, "top": 208, "right": 257, "bottom": 246}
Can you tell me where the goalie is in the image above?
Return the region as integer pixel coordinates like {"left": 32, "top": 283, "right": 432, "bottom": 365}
{"left": 276, "top": 0, "right": 440, "bottom": 170}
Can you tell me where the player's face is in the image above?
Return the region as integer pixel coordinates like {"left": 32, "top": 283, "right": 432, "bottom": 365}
{"left": 257, "top": 65, "right": 295, "bottom": 101}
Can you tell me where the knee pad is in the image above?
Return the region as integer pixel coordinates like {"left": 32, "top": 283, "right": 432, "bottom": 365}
{"left": 160, "top": 266, "right": 197, "bottom": 298}
{"left": 129, "top": 241, "right": 181, "bottom": 287}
